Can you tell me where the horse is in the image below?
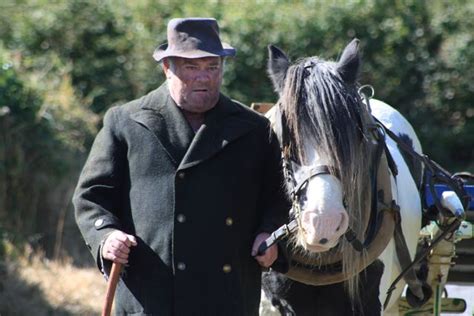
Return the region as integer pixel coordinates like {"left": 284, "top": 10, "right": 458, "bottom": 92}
{"left": 260, "top": 39, "right": 426, "bottom": 315}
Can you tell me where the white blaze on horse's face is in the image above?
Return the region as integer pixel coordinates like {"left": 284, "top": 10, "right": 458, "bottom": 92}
{"left": 294, "top": 152, "right": 349, "bottom": 252}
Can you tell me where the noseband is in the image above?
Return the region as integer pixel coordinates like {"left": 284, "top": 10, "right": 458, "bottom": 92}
{"left": 256, "top": 160, "right": 334, "bottom": 256}
{"left": 283, "top": 160, "right": 331, "bottom": 217}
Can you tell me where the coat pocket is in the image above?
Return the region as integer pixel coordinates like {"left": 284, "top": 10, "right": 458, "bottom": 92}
{"left": 115, "top": 275, "right": 144, "bottom": 314}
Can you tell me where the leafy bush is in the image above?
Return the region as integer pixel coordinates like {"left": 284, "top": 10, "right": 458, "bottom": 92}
{"left": 0, "top": 46, "right": 96, "bottom": 256}
{"left": 0, "top": 0, "right": 472, "bottom": 264}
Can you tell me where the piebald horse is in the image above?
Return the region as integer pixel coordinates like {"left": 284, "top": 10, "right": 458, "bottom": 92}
{"left": 261, "top": 39, "right": 424, "bottom": 315}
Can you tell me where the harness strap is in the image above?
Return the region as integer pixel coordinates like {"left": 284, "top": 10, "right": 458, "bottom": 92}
{"left": 383, "top": 218, "right": 462, "bottom": 309}
{"left": 292, "top": 165, "right": 331, "bottom": 198}
{"left": 387, "top": 203, "right": 424, "bottom": 308}
{"left": 361, "top": 94, "right": 428, "bottom": 309}
{"left": 364, "top": 126, "right": 389, "bottom": 248}
{"left": 374, "top": 117, "right": 470, "bottom": 213}
{"left": 285, "top": 200, "right": 397, "bottom": 286}
{"left": 361, "top": 91, "right": 398, "bottom": 178}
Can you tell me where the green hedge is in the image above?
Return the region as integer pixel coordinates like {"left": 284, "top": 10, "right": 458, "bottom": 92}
{"left": 0, "top": 0, "right": 472, "bottom": 259}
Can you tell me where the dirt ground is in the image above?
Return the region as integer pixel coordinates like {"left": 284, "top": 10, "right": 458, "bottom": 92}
{"left": 0, "top": 246, "right": 472, "bottom": 315}
{"left": 0, "top": 250, "right": 106, "bottom": 316}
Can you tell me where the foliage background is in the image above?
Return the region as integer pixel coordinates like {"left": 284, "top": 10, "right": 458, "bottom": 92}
{"left": 0, "top": 0, "right": 472, "bottom": 272}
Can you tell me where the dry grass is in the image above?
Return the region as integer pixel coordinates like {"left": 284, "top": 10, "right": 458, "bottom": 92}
{"left": 0, "top": 243, "right": 106, "bottom": 316}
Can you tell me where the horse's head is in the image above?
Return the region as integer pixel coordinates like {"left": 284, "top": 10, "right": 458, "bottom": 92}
{"left": 267, "top": 39, "right": 373, "bottom": 256}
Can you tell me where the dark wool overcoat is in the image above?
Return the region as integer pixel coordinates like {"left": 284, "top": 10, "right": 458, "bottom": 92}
{"left": 73, "top": 83, "right": 289, "bottom": 316}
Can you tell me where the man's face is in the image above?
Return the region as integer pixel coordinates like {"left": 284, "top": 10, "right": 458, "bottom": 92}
{"left": 163, "top": 56, "right": 223, "bottom": 113}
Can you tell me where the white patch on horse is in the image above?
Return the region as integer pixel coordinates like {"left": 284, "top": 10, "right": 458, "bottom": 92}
{"left": 370, "top": 99, "right": 423, "bottom": 312}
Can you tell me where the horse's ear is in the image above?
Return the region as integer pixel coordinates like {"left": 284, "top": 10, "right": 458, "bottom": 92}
{"left": 267, "top": 44, "right": 290, "bottom": 94}
{"left": 336, "top": 38, "right": 360, "bottom": 83}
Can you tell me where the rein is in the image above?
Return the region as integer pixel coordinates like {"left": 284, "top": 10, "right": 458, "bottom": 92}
{"left": 376, "top": 117, "right": 470, "bottom": 214}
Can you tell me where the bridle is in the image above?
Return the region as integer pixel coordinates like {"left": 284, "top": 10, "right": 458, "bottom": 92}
{"left": 282, "top": 156, "right": 332, "bottom": 220}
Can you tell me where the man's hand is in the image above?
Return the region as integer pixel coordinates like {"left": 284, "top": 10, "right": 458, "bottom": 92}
{"left": 102, "top": 230, "right": 137, "bottom": 264}
{"left": 251, "top": 232, "right": 278, "bottom": 268}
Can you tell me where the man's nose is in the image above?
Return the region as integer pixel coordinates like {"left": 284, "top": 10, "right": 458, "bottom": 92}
{"left": 194, "top": 69, "right": 212, "bottom": 82}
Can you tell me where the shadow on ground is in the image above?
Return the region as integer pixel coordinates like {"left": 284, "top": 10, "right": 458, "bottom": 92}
{"left": 0, "top": 260, "right": 99, "bottom": 316}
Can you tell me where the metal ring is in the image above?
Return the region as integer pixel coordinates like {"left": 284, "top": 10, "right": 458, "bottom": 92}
{"left": 358, "top": 84, "right": 375, "bottom": 99}
{"left": 375, "top": 122, "right": 386, "bottom": 139}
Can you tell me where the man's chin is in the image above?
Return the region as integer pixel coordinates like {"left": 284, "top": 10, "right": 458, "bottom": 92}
{"left": 182, "top": 97, "right": 219, "bottom": 113}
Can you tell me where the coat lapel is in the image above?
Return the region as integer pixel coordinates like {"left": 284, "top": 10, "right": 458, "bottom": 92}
{"left": 178, "top": 95, "right": 258, "bottom": 170}
{"left": 131, "top": 84, "right": 258, "bottom": 169}
{"left": 130, "top": 84, "right": 195, "bottom": 165}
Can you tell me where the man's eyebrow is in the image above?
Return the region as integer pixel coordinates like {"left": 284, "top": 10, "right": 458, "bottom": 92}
{"left": 182, "top": 60, "right": 198, "bottom": 65}
{"left": 182, "top": 59, "right": 221, "bottom": 66}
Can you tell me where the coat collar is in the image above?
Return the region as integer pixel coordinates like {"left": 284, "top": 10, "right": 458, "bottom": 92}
{"left": 130, "top": 83, "right": 194, "bottom": 165}
{"left": 130, "top": 83, "right": 258, "bottom": 169}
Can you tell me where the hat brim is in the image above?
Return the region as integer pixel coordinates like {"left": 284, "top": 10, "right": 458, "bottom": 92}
{"left": 153, "top": 42, "right": 236, "bottom": 62}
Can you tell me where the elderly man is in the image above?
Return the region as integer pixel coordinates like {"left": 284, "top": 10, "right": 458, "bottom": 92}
{"left": 73, "top": 17, "right": 289, "bottom": 315}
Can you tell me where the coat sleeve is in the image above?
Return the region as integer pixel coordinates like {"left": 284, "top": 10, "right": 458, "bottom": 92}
{"left": 257, "top": 125, "right": 291, "bottom": 235}
{"left": 73, "top": 107, "right": 125, "bottom": 270}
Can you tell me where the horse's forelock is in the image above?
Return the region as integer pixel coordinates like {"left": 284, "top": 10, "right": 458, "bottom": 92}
{"left": 280, "top": 58, "right": 366, "bottom": 162}
{"left": 279, "top": 60, "right": 307, "bottom": 161}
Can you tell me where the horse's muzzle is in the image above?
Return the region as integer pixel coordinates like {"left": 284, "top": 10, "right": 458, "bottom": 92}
{"left": 300, "top": 210, "right": 349, "bottom": 252}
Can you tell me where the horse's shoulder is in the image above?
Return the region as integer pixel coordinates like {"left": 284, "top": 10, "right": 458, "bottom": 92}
{"left": 370, "top": 99, "right": 422, "bottom": 152}
{"left": 369, "top": 99, "right": 405, "bottom": 127}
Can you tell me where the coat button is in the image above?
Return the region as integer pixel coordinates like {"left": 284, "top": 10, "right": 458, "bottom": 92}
{"left": 177, "top": 171, "right": 185, "bottom": 179}
{"left": 176, "top": 214, "right": 186, "bottom": 223}
{"left": 225, "top": 217, "right": 233, "bottom": 226}
{"left": 222, "top": 264, "right": 232, "bottom": 273}
{"left": 94, "top": 219, "right": 104, "bottom": 227}
{"left": 177, "top": 262, "right": 186, "bottom": 271}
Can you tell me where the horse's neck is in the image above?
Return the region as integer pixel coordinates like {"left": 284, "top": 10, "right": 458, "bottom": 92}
{"left": 369, "top": 99, "right": 422, "bottom": 153}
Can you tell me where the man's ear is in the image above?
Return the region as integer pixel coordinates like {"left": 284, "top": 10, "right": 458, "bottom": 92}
{"left": 162, "top": 58, "right": 172, "bottom": 79}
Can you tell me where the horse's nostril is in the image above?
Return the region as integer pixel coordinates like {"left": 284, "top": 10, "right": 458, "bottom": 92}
{"left": 319, "top": 238, "right": 328, "bottom": 245}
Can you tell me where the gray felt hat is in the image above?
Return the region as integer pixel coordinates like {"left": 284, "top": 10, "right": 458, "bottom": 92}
{"left": 153, "top": 17, "right": 236, "bottom": 62}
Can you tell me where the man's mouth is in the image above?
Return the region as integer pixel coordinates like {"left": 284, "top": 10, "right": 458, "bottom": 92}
{"left": 193, "top": 88, "right": 208, "bottom": 92}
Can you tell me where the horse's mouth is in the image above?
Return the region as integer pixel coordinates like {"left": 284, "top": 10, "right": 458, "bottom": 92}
{"left": 299, "top": 223, "right": 341, "bottom": 253}
{"left": 303, "top": 243, "right": 333, "bottom": 253}
{"left": 298, "top": 229, "right": 337, "bottom": 252}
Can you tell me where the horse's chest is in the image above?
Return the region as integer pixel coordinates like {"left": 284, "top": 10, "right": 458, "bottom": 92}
{"left": 262, "top": 260, "right": 385, "bottom": 315}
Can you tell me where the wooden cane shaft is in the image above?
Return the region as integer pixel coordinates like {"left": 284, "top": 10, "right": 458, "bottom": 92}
{"left": 101, "top": 262, "right": 123, "bottom": 316}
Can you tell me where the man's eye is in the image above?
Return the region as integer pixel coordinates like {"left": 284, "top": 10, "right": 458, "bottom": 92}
{"left": 208, "top": 66, "right": 219, "bottom": 71}
{"left": 185, "top": 65, "right": 197, "bottom": 70}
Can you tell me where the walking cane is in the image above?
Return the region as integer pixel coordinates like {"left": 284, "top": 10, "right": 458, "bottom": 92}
{"left": 101, "top": 262, "right": 123, "bottom": 316}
